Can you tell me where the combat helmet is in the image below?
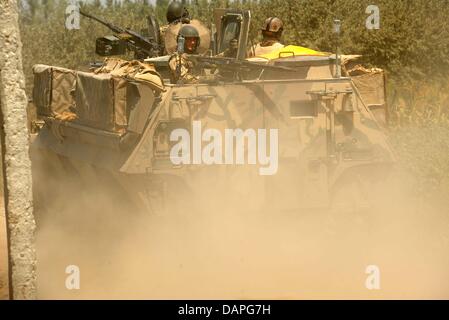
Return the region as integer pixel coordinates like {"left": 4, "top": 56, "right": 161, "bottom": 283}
{"left": 166, "top": 1, "right": 190, "bottom": 24}
{"left": 177, "top": 25, "right": 200, "bottom": 54}
{"left": 261, "top": 17, "right": 284, "bottom": 40}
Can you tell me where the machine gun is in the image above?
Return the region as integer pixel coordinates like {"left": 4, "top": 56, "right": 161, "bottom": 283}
{"left": 188, "top": 55, "right": 298, "bottom": 80}
{"left": 80, "top": 10, "right": 161, "bottom": 59}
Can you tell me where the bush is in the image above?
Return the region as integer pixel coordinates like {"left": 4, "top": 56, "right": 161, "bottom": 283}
{"left": 388, "top": 80, "right": 449, "bottom": 200}
{"left": 20, "top": 0, "right": 449, "bottom": 85}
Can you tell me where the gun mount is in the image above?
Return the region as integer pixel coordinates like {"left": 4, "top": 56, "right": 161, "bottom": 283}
{"left": 80, "top": 10, "right": 161, "bottom": 59}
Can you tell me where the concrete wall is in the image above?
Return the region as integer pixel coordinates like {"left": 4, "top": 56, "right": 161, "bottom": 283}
{"left": 0, "top": 0, "right": 36, "bottom": 300}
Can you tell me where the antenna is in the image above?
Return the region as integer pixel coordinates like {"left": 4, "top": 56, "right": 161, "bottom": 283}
{"left": 333, "top": 19, "right": 341, "bottom": 78}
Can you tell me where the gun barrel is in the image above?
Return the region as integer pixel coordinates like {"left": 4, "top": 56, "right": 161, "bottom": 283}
{"left": 190, "top": 55, "right": 298, "bottom": 73}
{"left": 79, "top": 10, "right": 124, "bottom": 34}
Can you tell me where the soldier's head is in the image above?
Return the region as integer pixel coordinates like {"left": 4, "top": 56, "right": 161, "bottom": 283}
{"left": 229, "top": 38, "right": 239, "bottom": 50}
{"left": 166, "top": 1, "right": 190, "bottom": 24}
{"left": 177, "top": 25, "right": 200, "bottom": 54}
{"left": 261, "top": 17, "right": 284, "bottom": 41}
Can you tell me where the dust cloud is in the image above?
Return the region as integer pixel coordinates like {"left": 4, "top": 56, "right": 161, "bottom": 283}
{"left": 32, "top": 158, "right": 449, "bottom": 300}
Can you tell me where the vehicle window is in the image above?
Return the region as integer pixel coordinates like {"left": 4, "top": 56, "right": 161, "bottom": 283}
{"left": 220, "top": 21, "right": 240, "bottom": 53}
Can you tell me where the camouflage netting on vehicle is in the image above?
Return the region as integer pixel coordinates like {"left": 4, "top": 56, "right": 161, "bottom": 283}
{"left": 32, "top": 60, "right": 164, "bottom": 134}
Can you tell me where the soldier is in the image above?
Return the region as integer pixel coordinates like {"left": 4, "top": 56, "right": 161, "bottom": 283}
{"left": 217, "top": 38, "right": 239, "bottom": 58}
{"left": 166, "top": 1, "right": 191, "bottom": 25}
{"left": 159, "top": 1, "right": 191, "bottom": 54}
{"left": 249, "top": 17, "right": 285, "bottom": 57}
{"left": 168, "top": 25, "right": 202, "bottom": 84}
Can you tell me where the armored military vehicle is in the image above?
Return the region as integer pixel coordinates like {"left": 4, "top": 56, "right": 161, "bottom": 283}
{"left": 29, "top": 9, "right": 394, "bottom": 216}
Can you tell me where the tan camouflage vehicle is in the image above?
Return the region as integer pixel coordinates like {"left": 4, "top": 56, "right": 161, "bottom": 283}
{"left": 29, "top": 9, "right": 394, "bottom": 216}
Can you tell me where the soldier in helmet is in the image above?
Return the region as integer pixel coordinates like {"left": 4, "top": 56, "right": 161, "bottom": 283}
{"left": 159, "top": 1, "right": 191, "bottom": 54}
{"left": 249, "top": 17, "right": 285, "bottom": 57}
{"left": 166, "top": 1, "right": 191, "bottom": 25}
{"left": 217, "top": 38, "right": 239, "bottom": 58}
{"left": 168, "top": 25, "right": 202, "bottom": 84}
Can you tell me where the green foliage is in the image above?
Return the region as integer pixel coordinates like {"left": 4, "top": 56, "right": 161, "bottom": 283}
{"left": 390, "top": 125, "right": 449, "bottom": 201}
{"left": 245, "top": 0, "right": 449, "bottom": 82}
{"left": 20, "top": 0, "right": 449, "bottom": 83}
{"left": 388, "top": 80, "right": 449, "bottom": 200}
